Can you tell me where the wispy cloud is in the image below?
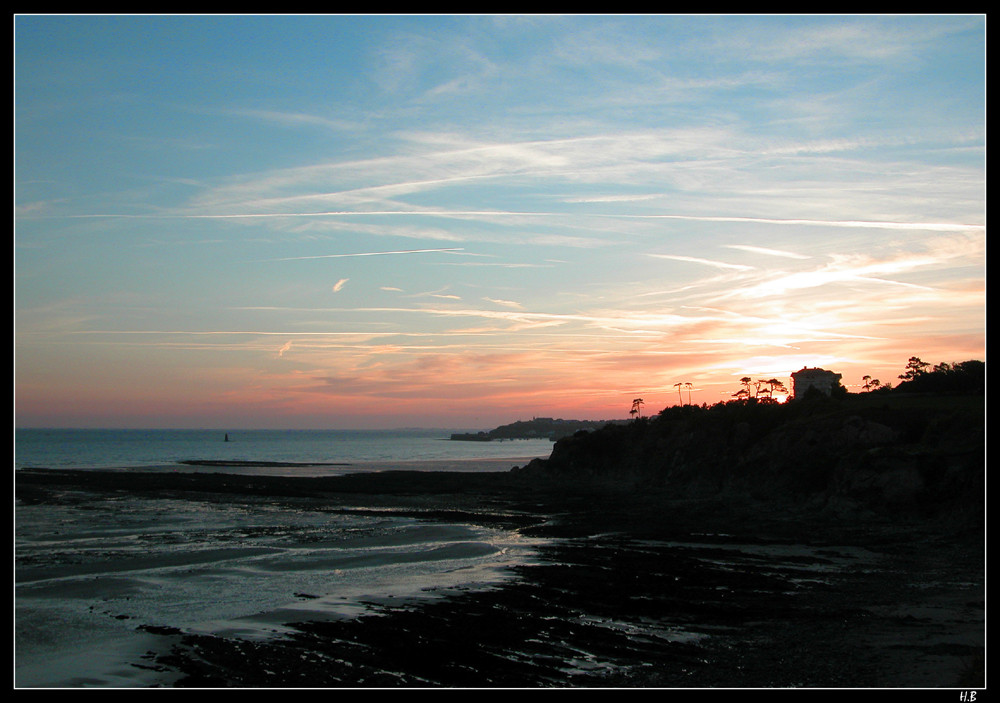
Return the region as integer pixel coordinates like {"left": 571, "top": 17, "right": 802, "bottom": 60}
{"left": 24, "top": 124, "right": 983, "bottom": 248}
{"left": 332, "top": 278, "right": 349, "bottom": 293}
{"left": 434, "top": 261, "right": 555, "bottom": 268}
{"left": 41, "top": 209, "right": 985, "bottom": 236}
{"left": 212, "top": 107, "right": 359, "bottom": 133}
{"left": 717, "top": 239, "right": 980, "bottom": 301}
{"left": 627, "top": 214, "right": 984, "bottom": 233}
{"left": 753, "top": 19, "right": 962, "bottom": 63}
{"left": 326, "top": 305, "right": 713, "bottom": 335}
{"left": 724, "top": 245, "right": 811, "bottom": 260}
{"left": 483, "top": 297, "right": 524, "bottom": 309}
{"left": 648, "top": 254, "right": 755, "bottom": 271}
{"left": 264, "top": 247, "right": 465, "bottom": 262}
{"left": 562, "top": 194, "right": 661, "bottom": 204}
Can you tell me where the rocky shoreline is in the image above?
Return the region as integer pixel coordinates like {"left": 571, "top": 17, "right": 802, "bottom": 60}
{"left": 15, "top": 467, "right": 985, "bottom": 688}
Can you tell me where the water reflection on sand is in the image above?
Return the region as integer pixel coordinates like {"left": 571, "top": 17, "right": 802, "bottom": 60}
{"left": 14, "top": 493, "right": 541, "bottom": 687}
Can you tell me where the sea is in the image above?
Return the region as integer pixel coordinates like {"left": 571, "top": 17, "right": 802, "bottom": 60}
{"left": 14, "top": 427, "right": 555, "bottom": 474}
{"left": 14, "top": 428, "right": 555, "bottom": 688}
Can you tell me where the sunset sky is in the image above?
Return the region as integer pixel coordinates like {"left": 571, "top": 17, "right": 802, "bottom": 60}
{"left": 15, "top": 14, "right": 986, "bottom": 429}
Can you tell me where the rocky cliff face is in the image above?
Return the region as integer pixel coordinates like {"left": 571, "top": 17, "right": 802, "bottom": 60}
{"left": 516, "top": 395, "right": 984, "bottom": 521}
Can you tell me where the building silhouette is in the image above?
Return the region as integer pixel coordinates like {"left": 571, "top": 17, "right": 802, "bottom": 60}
{"left": 790, "top": 367, "right": 842, "bottom": 399}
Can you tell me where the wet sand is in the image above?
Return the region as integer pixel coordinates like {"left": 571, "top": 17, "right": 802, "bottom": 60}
{"left": 15, "top": 466, "right": 985, "bottom": 688}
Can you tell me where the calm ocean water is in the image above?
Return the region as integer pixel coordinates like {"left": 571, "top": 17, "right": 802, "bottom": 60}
{"left": 14, "top": 428, "right": 555, "bottom": 473}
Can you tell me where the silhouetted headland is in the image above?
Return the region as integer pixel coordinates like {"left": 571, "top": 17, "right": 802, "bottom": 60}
{"left": 450, "top": 417, "right": 619, "bottom": 442}
{"left": 515, "top": 387, "right": 983, "bottom": 522}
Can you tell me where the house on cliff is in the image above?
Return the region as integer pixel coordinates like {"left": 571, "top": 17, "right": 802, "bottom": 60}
{"left": 791, "top": 367, "right": 842, "bottom": 399}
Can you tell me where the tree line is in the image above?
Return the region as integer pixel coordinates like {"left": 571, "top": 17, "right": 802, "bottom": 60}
{"left": 889, "top": 356, "right": 984, "bottom": 394}
{"left": 631, "top": 356, "right": 983, "bottom": 419}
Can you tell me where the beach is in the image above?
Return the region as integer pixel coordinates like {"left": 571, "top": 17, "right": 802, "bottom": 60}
{"left": 14, "top": 461, "right": 985, "bottom": 689}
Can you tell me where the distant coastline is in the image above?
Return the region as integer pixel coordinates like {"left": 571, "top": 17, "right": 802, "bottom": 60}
{"left": 450, "top": 417, "right": 620, "bottom": 443}
{"left": 179, "top": 459, "right": 352, "bottom": 468}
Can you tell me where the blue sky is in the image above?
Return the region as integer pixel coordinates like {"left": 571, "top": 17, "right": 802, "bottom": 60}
{"left": 15, "top": 14, "right": 986, "bottom": 429}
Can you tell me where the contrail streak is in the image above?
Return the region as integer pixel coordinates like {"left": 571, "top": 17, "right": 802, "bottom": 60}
{"left": 48, "top": 210, "right": 983, "bottom": 233}
{"left": 648, "top": 254, "right": 754, "bottom": 270}
{"left": 265, "top": 248, "right": 465, "bottom": 261}
{"left": 617, "top": 214, "right": 984, "bottom": 232}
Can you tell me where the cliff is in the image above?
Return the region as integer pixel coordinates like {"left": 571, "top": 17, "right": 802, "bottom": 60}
{"left": 516, "top": 392, "right": 984, "bottom": 523}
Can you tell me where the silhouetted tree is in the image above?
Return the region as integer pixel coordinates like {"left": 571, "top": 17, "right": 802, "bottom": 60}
{"left": 895, "top": 358, "right": 984, "bottom": 394}
{"left": 765, "top": 378, "right": 787, "bottom": 398}
{"left": 630, "top": 398, "right": 645, "bottom": 420}
{"left": 685, "top": 382, "right": 693, "bottom": 405}
{"left": 899, "top": 356, "right": 930, "bottom": 381}
{"left": 673, "top": 382, "right": 684, "bottom": 405}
